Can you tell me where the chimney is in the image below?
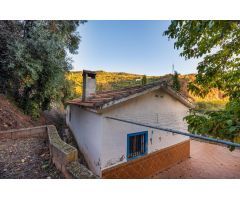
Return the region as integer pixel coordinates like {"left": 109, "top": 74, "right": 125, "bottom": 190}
{"left": 82, "top": 70, "right": 96, "bottom": 101}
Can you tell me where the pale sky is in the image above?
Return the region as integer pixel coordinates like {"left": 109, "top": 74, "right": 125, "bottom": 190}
{"left": 71, "top": 20, "right": 200, "bottom": 76}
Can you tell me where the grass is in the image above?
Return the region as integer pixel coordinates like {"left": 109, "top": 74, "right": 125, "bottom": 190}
{"left": 194, "top": 99, "right": 228, "bottom": 111}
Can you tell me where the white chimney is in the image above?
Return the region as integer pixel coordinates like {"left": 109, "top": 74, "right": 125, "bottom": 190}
{"left": 82, "top": 70, "right": 96, "bottom": 101}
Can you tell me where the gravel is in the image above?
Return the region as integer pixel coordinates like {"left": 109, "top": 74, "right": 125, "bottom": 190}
{"left": 0, "top": 137, "right": 64, "bottom": 179}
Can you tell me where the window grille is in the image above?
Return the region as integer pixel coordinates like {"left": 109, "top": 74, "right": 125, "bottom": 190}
{"left": 127, "top": 131, "right": 148, "bottom": 160}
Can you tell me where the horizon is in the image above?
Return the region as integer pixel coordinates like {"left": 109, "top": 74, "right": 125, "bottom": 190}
{"left": 71, "top": 20, "right": 201, "bottom": 76}
{"left": 69, "top": 69, "right": 196, "bottom": 76}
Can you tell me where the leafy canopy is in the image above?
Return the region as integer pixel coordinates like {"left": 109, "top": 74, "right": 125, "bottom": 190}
{"left": 164, "top": 21, "right": 240, "bottom": 148}
{"left": 0, "top": 20, "right": 86, "bottom": 118}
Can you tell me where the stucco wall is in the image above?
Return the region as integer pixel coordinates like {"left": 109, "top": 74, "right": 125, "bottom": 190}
{"left": 66, "top": 105, "right": 102, "bottom": 176}
{"left": 101, "top": 89, "right": 190, "bottom": 171}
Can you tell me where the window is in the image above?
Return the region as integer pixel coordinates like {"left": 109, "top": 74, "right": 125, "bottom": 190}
{"left": 127, "top": 131, "right": 148, "bottom": 160}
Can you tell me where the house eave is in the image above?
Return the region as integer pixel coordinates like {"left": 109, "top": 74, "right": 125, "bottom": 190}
{"left": 162, "top": 87, "right": 194, "bottom": 109}
{"left": 67, "top": 83, "right": 194, "bottom": 113}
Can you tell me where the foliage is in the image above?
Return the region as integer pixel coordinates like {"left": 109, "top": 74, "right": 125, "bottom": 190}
{"left": 66, "top": 71, "right": 160, "bottom": 97}
{"left": 0, "top": 20, "right": 85, "bottom": 118}
{"left": 194, "top": 100, "right": 227, "bottom": 111}
{"left": 165, "top": 20, "right": 240, "bottom": 147}
{"left": 172, "top": 71, "right": 180, "bottom": 92}
{"left": 141, "top": 75, "right": 147, "bottom": 85}
{"left": 185, "top": 99, "right": 240, "bottom": 150}
{"left": 67, "top": 71, "right": 228, "bottom": 107}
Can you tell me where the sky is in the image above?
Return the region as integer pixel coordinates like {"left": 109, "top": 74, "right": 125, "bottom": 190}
{"left": 71, "top": 20, "right": 200, "bottom": 76}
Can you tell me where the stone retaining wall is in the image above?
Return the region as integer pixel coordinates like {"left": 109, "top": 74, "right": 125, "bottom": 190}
{"left": 66, "top": 161, "right": 97, "bottom": 178}
{"left": 47, "top": 125, "right": 78, "bottom": 178}
{"left": 0, "top": 126, "right": 48, "bottom": 140}
{"left": 0, "top": 125, "right": 97, "bottom": 179}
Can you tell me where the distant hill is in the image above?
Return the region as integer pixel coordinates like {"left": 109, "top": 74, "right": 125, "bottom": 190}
{"left": 66, "top": 71, "right": 160, "bottom": 96}
{"left": 66, "top": 71, "right": 228, "bottom": 110}
{"left": 178, "top": 74, "right": 227, "bottom": 110}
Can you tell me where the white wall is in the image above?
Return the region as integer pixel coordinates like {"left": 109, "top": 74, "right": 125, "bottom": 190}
{"left": 67, "top": 105, "right": 102, "bottom": 176}
{"left": 101, "top": 89, "right": 190, "bottom": 170}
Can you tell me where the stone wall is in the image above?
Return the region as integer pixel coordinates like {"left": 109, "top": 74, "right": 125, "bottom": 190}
{"left": 0, "top": 126, "right": 48, "bottom": 140}
{"left": 0, "top": 125, "right": 97, "bottom": 179}
{"left": 47, "top": 125, "right": 78, "bottom": 178}
{"left": 46, "top": 125, "right": 97, "bottom": 178}
{"left": 102, "top": 140, "right": 190, "bottom": 178}
{"left": 66, "top": 161, "right": 97, "bottom": 179}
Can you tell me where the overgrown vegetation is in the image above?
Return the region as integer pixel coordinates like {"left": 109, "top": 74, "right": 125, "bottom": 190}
{"left": 165, "top": 20, "right": 240, "bottom": 149}
{"left": 141, "top": 75, "right": 147, "bottom": 85}
{"left": 66, "top": 71, "right": 160, "bottom": 97}
{"left": 172, "top": 71, "right": 180, "bottom": 92}
{"left": 0, "top": 20, "right": 86, "bottom": 118}
{"left": 67, "top": 70, "right": 227, "bottom": 111}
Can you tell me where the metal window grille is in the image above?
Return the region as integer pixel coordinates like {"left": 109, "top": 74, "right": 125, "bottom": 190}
{"left": 127, "top": 131, "right": 148, "bottom": 160}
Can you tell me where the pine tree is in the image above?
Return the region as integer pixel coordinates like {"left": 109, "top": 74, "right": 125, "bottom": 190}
{"left": 172, "top": 71, "right": 181, "bottom": 92}
{"left": 142, "top": 75, "right": 147, "bottom": 85}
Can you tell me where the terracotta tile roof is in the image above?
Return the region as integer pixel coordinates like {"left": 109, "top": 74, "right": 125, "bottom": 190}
{"left": 67, "top": 78, "right": 193, "bottom": 110}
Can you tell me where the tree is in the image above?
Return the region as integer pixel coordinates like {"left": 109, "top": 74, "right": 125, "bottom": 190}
{"left": 0, "top": 20, "right": 86, "bottom": 118}
{"left": 142, "top": 75, "right": 147, "bottom": 85}
{"left": 164, "top": 21, "right": 240, "bottom": 149}
{"left": 0, "top": 21, "right": 21, "bottom": 94}
{"left": 172, "top": 71, "right": 181, "bottom": 92}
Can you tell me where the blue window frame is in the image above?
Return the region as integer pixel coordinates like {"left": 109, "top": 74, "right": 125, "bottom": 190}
{"left": 127, "top": 131, "right": 148, "bottom": 160}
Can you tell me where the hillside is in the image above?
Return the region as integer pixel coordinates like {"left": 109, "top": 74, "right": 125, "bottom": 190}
{"left": 66, "top": 71, "right": 160, "bottom": 96}
{"left": 0, "top": 71, "right": 227, "bottom": 131}
{"left": 178, "top": 74, "right": 228, "bottom": 110}
{"left": 66, "top": 71, "right": 228, "bottom": 110}
{"left": 0, "top": 95, "right": 45, "bottom": 131}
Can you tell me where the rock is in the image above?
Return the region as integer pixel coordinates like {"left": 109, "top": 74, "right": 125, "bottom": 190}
{"left": 42, "top": 164, "right": 48, "bottom": 169}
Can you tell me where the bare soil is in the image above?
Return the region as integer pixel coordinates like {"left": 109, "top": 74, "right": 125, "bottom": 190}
{"left": 0, "top": 95, "right": 64, "bottom": 178}
{"left": 0, "top": 94, "right": 45, "bottom": 131}
{"left": 0, "top": 137, "right": 63, "bottom": 179}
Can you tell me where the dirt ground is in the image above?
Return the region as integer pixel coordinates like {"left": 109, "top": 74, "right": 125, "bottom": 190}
{"left": 0, "top": 94, "right": 45, "bottom": 131}
{"left": 0, "top": 95, "right": 65, "bottom": 178}
{"left": 153, "top": 140, "right": 240, "bottom": 179}
{"left": 0, "top": 137, "right": 63, "bottom": 179}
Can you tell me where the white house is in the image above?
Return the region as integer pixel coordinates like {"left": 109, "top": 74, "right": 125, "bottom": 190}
{"left": 66, "top": 70, "right": 193, "bottom": 178}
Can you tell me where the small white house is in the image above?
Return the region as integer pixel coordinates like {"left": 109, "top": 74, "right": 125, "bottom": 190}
{"left": 66, "top": 70, "right": 193, "bottom": 178}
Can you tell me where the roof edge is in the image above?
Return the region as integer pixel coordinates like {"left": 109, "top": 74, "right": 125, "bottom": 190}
{"left": 162, "top": 86, "right": 194, "bottom": 108}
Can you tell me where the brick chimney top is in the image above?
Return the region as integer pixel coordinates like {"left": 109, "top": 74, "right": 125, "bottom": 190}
{"left": 82, "top": 70, "right": 96, "bottom": 101}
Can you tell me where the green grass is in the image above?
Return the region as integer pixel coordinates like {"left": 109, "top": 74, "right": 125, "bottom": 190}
{"left": 194, "top": 99, "right": 228, "bottom": 111}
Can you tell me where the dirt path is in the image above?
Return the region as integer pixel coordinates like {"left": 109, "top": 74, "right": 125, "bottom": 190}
{"left": 0, "top": 137, "right": 63, "bottom": 179}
